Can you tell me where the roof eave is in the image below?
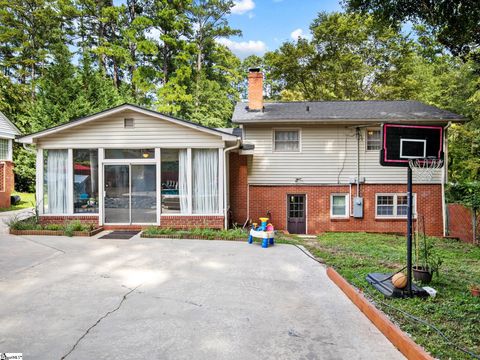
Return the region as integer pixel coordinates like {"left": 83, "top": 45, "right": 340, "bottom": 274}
{"left": 231, "top": 117, "right": 466, "bottom": 124}
{"left": 16, "top": 103, "right": 238, "bottom": 143}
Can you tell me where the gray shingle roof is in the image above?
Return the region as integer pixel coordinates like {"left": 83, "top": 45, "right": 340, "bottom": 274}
{"left": 232, "top": 100, "right": 464, "bottom": 123}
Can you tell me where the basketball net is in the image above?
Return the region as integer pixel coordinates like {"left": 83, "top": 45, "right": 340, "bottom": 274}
{"left": 408, "top": 157, "right": 444, "bottom": 181}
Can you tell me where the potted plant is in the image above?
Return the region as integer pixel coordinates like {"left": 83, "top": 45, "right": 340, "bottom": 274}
{"left": 413, "top": 221, "right": 443, "bottom": 284}
{"left": 469, "top": 284, "right": 480, "bottom": 297}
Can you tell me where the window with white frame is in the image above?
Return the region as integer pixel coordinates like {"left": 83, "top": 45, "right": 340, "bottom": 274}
{"left": 0, "top": 139, "right": 9, "bottom": 160}
{"left": 331, "top": 194, "right": 349, "bottom": 218}
{"left": 273, "top": 129, "right": 300, "bottom": 152}
{"left": 376, "top": 194, "right": 416, "bottom": 218}
{"left": 366, "top": 129, "right": 381, "bottom": 151}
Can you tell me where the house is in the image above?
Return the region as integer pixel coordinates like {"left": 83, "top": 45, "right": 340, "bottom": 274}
{"left": 17, "top": 105, "right": 240, "bottom": 229}
{"left": 228, "top": 69, "right": 465, "bottom": 237}
{"left": 0, "top": 111, "right": 20, "bottom": 208}
{"left": 16, "top": 69, "right": 465, "bottom": 235}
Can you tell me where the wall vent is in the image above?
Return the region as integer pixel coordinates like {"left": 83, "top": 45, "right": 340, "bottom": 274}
{"left": 124, "top": 118, "right": 134, "bottom": 128}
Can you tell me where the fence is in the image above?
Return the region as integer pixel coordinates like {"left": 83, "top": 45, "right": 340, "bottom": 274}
{"left": 447, "top": 203, "right": 480, "bottom": 244}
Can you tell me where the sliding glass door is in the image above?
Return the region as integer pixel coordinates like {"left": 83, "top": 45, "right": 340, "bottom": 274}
{"left": 104, "top": 164, "right": 157, "bottom": 224}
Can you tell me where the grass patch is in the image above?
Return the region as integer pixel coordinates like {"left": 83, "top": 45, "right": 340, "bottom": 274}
{"left": 303, "top": 232, "right": 480, "bottom": 359}
{"left": 142, "top": 226, "right": 300, "bottom": 242}
{"left": 0, "top": 192, "right": 35, "bottom": 212}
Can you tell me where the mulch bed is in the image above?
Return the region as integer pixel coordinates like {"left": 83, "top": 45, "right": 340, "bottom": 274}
{"left": 140, "top": 233, "right": 245, "bottom": 241}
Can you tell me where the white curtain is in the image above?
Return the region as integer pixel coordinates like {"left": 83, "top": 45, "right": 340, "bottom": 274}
{"left": 178, "top": 149, "right": 189, "bottom": 213}
{"left": 46, "top": 149, "right": 68, "bottom": 213}
{"left": 193, "top": 149, "right": 218, "bottom": 214}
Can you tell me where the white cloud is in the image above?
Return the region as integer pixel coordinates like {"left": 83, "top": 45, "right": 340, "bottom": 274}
{"left": 216, "top": 38, "right": 267, "bottom": 58}
{"left": 231, "top": 0, "right": 255, "bottom": 15}
{"left": 290, "top": 28, "right": 311, "bottom": 40}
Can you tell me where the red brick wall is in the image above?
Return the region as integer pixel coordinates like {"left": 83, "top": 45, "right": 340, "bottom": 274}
{"left": 38, "top": 215, "right": 224, "bottom": 230}
{"left": 39, "top": 215, "right": 99, "bottom": 225}
{"left": 0, "top": 161, "right": 14, "bottom": 208}
{"left": 160, "top": 215, "right": 224, "bottom": 229}
{"left": 229, "top": 152, "right": 248, "bottom": 226}
{"left": 447, "top": 203, "right": 478, "bottom": 243}
{"left": 246, "top": 184, "right": 443, "bottom": 237}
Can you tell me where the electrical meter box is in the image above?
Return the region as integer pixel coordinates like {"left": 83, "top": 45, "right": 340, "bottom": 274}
{"left": 353, "top": 197, "right": 363, "bottom": 218}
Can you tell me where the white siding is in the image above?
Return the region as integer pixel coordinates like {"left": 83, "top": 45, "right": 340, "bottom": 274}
{"left": 244, "top": 125, "right": 442, "bottom": 184}
{"left": 0, "top": 111, "right": 19, "bottom": 138}
{"left": 36, "top": 111, "right": 225, "bottom": 149}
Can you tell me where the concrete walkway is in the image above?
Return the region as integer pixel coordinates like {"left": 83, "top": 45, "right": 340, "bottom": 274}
{"left": 0, "top": 225, "right": 405, "bottom": 359}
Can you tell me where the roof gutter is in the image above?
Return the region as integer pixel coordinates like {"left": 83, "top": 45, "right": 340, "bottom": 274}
{"left": 223, "top": 139, "right": 241, "bottom": 229}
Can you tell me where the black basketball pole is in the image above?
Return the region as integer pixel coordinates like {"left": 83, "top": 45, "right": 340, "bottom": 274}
{"left": 406, "top": 166, "right": 413, "bottom": 296}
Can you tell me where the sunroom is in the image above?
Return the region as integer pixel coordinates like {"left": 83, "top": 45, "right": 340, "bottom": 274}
{"left": 17, "top": 104, "right": 240, "bottom": 228}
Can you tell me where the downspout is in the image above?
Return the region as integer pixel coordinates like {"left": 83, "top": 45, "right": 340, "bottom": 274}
{"left": 356, "top": 127, "right": 361, "bottom": 199}
{"left": 223, "top": 139, "right": 241, "bottom": 229}
{"left": 23, "top": 143, "right": 36, "bottom": 153}
{"left": 442, "top": 122, "right": 452, "bottom": 237}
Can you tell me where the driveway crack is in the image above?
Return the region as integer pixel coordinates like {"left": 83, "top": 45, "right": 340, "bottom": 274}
{"left": 60, "top": 284, "right": 141, "bottom": 359}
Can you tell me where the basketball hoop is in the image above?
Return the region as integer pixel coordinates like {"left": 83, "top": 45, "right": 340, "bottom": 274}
{"left": 408, "top": 157, "right": 444, "bottom": 181}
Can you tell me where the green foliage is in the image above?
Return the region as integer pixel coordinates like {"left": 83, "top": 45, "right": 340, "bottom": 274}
{"left": 7, "top": 217, "right": 94, "bottom": 235}
{"left": 345, "top": 0, "right": 480, "bottom": 57}
{"left": 304, "top": 232, "right": 480, "bottom": 359}
{"left": 264, "top": 12, "right": 418, "bottom": 101}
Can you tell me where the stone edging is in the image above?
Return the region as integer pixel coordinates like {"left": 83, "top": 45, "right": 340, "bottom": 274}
{"left": 10, "top": 227, "right": 104, "bottom": 237}
{"left": 326, "top": 267, "right": 434, "bottom": 360}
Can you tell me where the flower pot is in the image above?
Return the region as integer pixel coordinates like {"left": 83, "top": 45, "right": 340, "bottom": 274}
{"left": 413, "top": 266, "right": 433, "bottom": 284}
{"left": 470, "top": 288, "right": 480, "bottom": 297}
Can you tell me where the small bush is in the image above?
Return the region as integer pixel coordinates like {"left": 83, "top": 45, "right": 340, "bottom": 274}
{"left": 43, "top": 224, "right": 63, "bottom": 231}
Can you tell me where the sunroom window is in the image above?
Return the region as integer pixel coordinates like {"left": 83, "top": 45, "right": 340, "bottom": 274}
{"left": 73, "top": 149, "right": 99, "bottom": 213}
{"left": 193, "top": 149, "right": 219, "bottom": 214}
{"left": 43, "top": 149, "right": 68, "bottom": 214}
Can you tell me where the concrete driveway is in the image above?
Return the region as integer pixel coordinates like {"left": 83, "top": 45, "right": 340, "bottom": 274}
{"left": 0, "top": 220, "right": 404, "bottom": 359}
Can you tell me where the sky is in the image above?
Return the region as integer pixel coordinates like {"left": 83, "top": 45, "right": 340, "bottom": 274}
{"left": 223, "top": 0, "right": 343, "bottom": 58}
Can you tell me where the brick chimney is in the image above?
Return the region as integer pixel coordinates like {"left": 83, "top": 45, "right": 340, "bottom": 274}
{"left": 248, "top": 68, "right": 263, "bottom": 111}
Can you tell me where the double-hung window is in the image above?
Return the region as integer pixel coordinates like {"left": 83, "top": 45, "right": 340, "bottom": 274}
{"left": 273, "top": 129, "right": 300, "bottom": 152}
{"left": 0, "top": 139, "right": 10, "bottom": 160}
{"left": 376, "top": 194, "right": 416, "bottom": 218}
{"left": 366, "top": 129, "right": 381, "bottom": 151}
{"left": 331, "top": 194, "right": 349, "bottom": 218}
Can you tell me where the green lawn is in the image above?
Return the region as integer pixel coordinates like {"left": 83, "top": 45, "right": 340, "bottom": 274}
{"left": 302, "top": 233, "right": 480, "bottom": 359}
{"left": 0, "top": 192, "right": 35, "bottom": 212}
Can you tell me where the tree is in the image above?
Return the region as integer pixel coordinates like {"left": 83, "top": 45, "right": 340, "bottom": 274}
{"left": 265, "top": 12, "right": 418, "bottom": 101}
{"left": 345, "top": 0, "right": 480, "bottom": 57}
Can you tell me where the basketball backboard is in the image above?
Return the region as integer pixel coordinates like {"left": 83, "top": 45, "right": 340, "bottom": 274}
{"left": 380, "top": 124, "right": 444, "bottom": 167}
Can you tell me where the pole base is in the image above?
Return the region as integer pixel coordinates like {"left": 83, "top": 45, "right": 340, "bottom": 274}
{"left": 366, "top": 273, "right": 429, "bottom": 298}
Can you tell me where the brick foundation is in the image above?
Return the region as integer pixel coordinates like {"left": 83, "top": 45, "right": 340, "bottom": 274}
{"left": 160, "top": 215, "right": 224, "bottom": 229}
{"left": 0, "top": 161, "right": 14, "bottom": 208}
{"left": 242, "top": 184, "right": 443, "bottom": 237}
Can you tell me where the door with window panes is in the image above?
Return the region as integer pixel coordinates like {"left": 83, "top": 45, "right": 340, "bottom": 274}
{"left": 287, "top": 194, "right": 306, "bottom": 234}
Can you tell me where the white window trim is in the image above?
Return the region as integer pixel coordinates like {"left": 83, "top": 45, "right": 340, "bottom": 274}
{"left": 272, "top": 128, "right": 302, "bottom": 153}
{"left": 365, "top": 128, "right": 381, "bottom": 152}
{"left": 330, "top": 193, "right": 349, "bottom": 219}
{"left": 375, "top": 193, "right": 417, "bottom": 219}
{"left": 39, "top": 146, "right": 225, "bottom": 221}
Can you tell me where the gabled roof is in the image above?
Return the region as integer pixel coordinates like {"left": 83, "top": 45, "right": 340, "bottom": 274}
{"left": 17, "top": 103, "right": 239, "bottom": 144}
{"left": 0, "top": 111, "right": 21, "bottom": 138}
{"left": 232, "top": 100, "right": 465, "bottom": 124}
